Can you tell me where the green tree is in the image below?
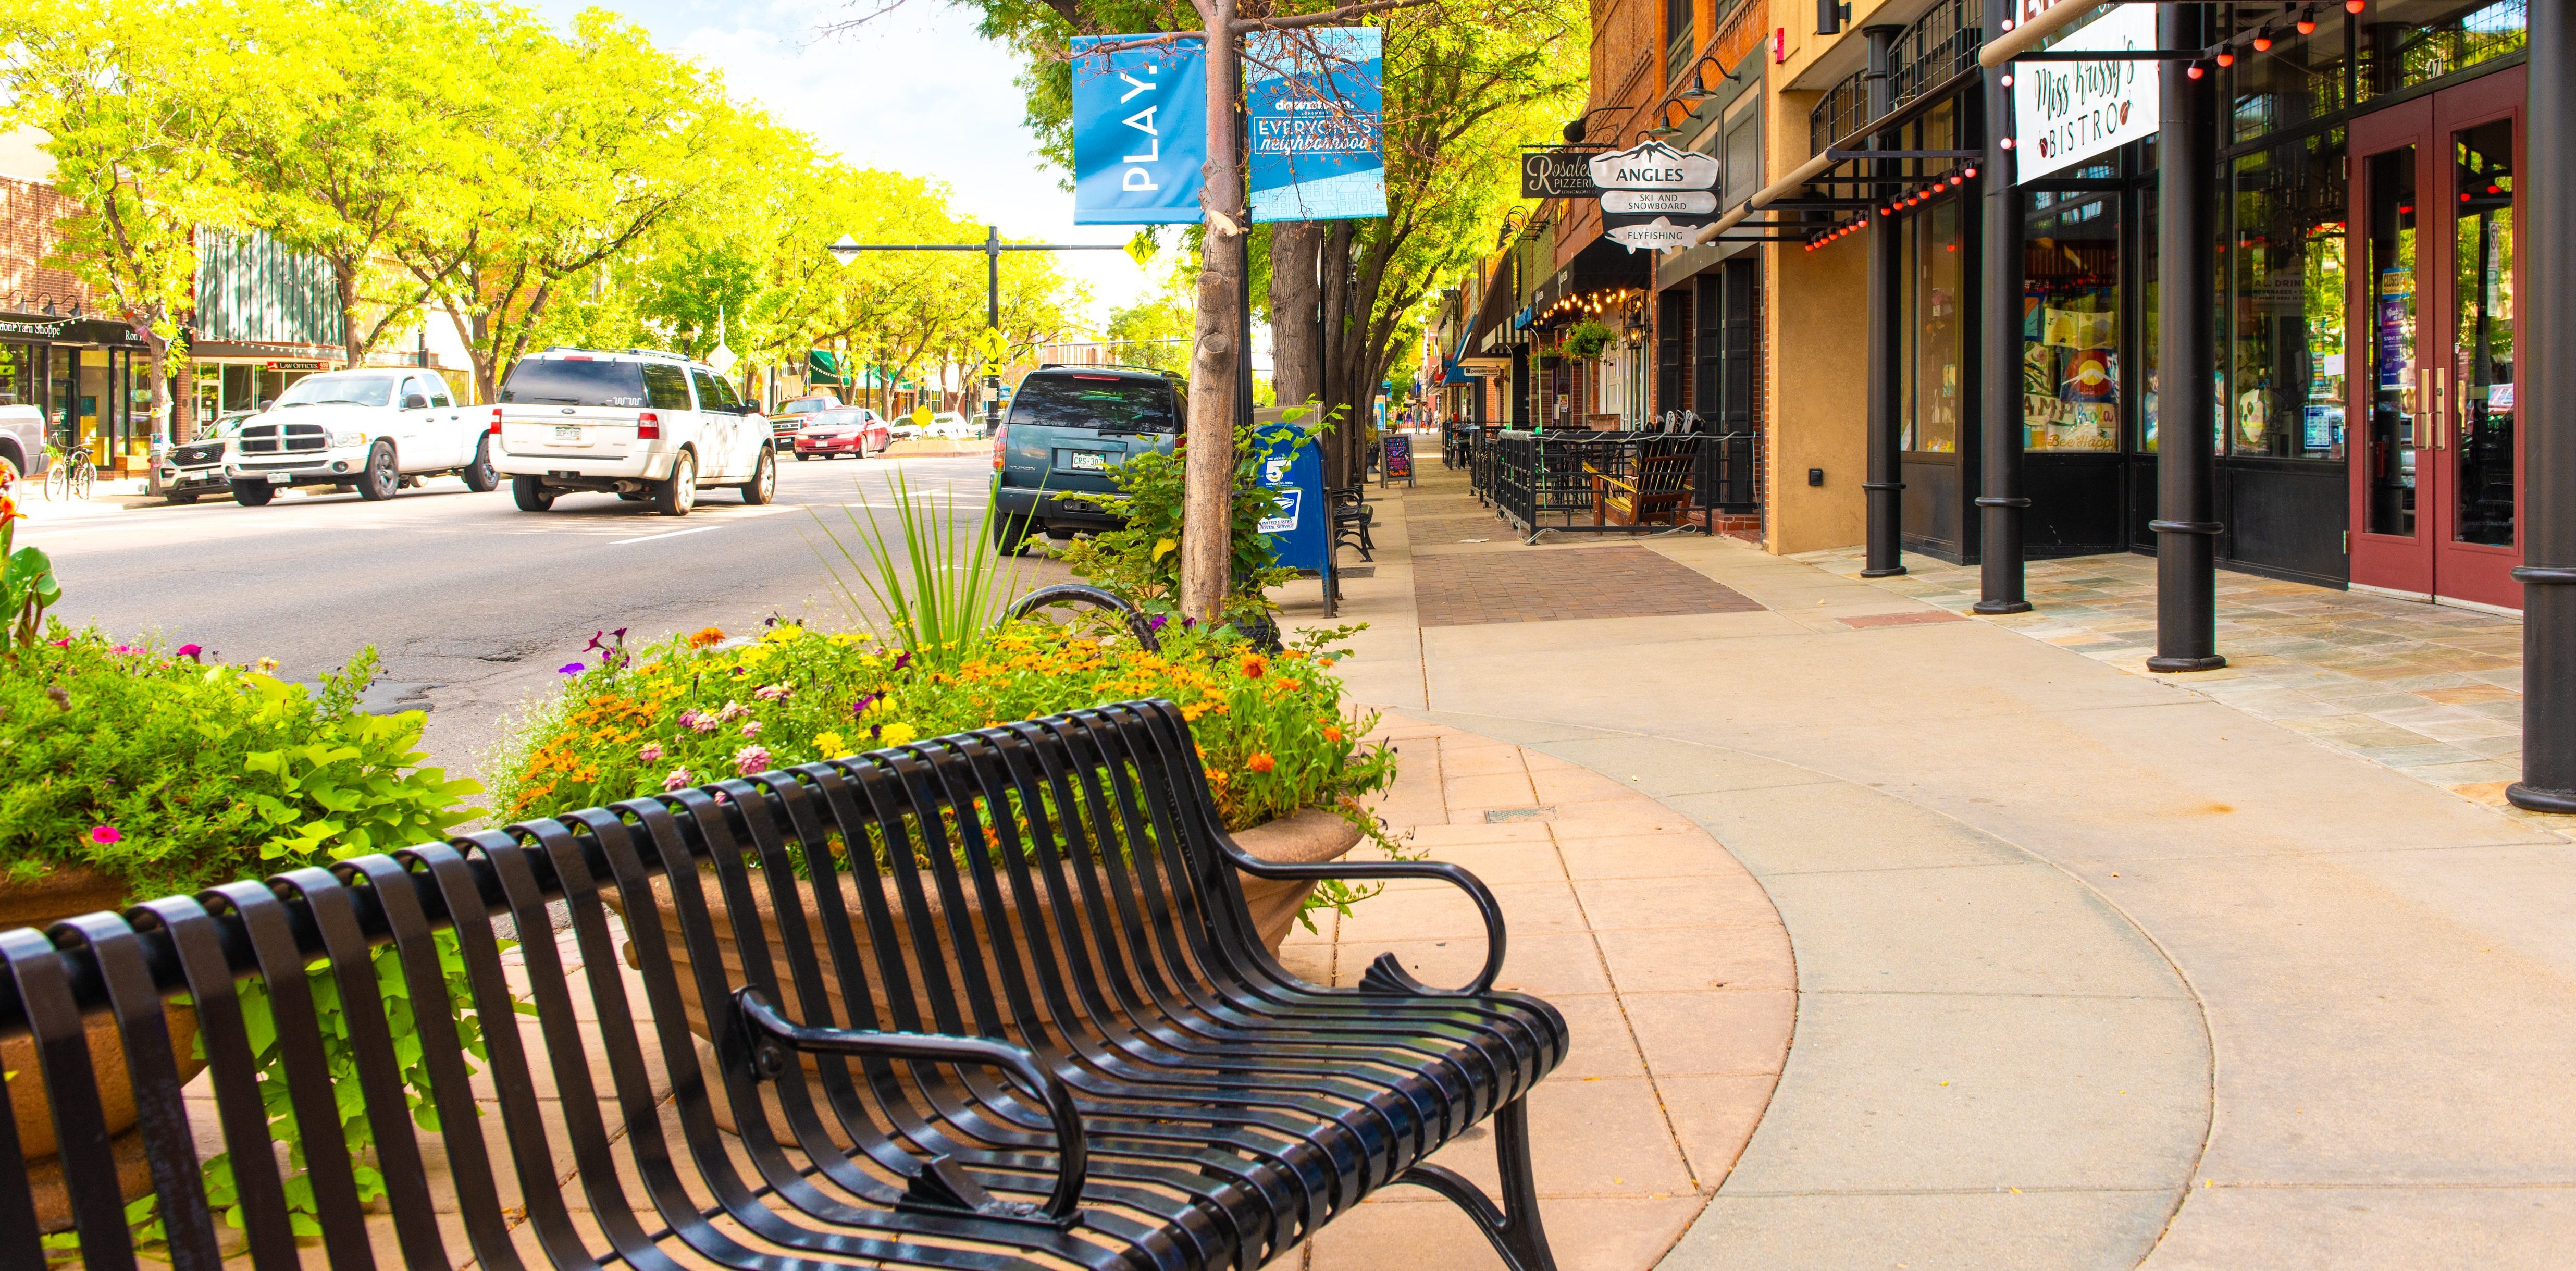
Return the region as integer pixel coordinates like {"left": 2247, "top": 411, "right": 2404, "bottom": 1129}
{"left": 0, "top": 0, "right": 229, "bottom": 440}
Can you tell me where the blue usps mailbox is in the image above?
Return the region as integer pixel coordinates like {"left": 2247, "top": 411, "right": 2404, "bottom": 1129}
{"left": 1252, "top": 424, "right": 1335, "bottom": 614}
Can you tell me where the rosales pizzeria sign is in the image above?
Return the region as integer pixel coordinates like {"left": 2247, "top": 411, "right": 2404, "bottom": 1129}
{"left": 2011, "top": 3, "right": 2160, "bottom": 182}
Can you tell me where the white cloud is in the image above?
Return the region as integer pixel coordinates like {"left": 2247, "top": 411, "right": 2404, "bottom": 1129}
{"left": 531, "top": 0, "right": 1157, "bottom": 325}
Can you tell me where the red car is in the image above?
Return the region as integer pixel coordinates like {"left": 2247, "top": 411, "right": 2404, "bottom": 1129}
{"left": 792, "top": 408, "right": 892, "bottom": 460}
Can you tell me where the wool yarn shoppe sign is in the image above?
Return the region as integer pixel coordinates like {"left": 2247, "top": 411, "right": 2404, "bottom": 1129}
{"left": 2010, "top": 2, "right": 2160, "bottom": 182}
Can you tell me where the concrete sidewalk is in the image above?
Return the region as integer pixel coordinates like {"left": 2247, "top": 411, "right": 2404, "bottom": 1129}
{"left": 1280, "top": 460, "right": 2576, "bottom": 1269}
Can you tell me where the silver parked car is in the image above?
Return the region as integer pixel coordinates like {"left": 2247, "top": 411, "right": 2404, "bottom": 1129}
{"left": 0, "top": 405, "right": 48, "bottom": 488}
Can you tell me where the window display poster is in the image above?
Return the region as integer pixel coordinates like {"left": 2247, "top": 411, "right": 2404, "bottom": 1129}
{"left": 2376, "top": 268, "right": 2412, "bottom": 388}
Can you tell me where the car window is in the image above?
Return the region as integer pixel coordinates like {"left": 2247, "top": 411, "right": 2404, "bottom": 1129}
{"left": 1007, "top": 374, "right": 1180, "bottom": 433}
{"left": 274, "top": 373, "right": 400, "bottom": 409}
{"left": 427, "top": 378, "right": 453, "bottom": 408}
{"left": 688, "top": 369, "right": 725, "bottom": 412}
{"left": 709, "top": 375, "right": 747, "bottom": 413}
{"left": 502, "top": 359, "right": 648, "bottom": 407}
{"left": 641, "top": 363, "right": 692, "bottom": 411}
{"left": 400, "top": 377, "right": 430, "bottom": 406}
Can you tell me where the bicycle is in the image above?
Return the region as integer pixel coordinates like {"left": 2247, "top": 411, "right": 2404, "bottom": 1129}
{"left": 43, "top": 444, "right": 94, "bottom": 502}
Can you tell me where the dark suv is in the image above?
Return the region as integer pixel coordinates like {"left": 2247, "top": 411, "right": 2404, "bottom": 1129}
{"left": 992, "top": 366, "right": 1185, "bottom": 552}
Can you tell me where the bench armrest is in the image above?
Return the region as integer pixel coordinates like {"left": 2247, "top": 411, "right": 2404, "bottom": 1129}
{"left": 733, "top": 988, "right": 1087, "bottom": 1224}
{"left": 1216, "top": 847, "right": 1509, "bottom": 996}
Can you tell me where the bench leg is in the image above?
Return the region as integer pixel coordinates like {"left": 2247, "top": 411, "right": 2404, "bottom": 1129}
{"left": 1390, "top": 1096, "right": 1558, "bottom": 1270}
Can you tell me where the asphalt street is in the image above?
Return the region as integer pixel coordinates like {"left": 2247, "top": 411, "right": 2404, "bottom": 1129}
{"left": 17, "top": 451, "right": 1069, "bottom": 784}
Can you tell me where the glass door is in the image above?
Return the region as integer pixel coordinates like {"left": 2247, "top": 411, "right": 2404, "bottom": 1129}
{"left": 2347, "top": 68, "right": 2524, "bottom": 608}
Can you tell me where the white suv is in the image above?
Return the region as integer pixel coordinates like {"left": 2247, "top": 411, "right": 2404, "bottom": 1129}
{"left": 226, "top": 369, "right": 498, "bottom": 505}
{"left": 489, "top": 349, "right": 776, "bottom": 516}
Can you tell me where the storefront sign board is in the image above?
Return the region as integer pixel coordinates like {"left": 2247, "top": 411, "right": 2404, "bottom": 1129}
{"left": 1070, "top": 34, "right": 1208, "bottom": 224}
{"left": 1247, "top": 28, "right": 1385, "bottom": 222}
{"left": 1382, "top": 434, "right": 1414, "bottom": 485}
{"left": 1521, "top": 147, "right": 1606, "bottom": 199}
{"left": 2010, "top": 3, "right": 2160, "bottom": 182}
{"left": 1602, "top": 189, "right": 1719, "bottom": 215}
{"left": 1604, "top": 216, "right": 1701, "bottom": 253}
{"left": 1587, "top": 140, "right": 1721, "bottom": 191}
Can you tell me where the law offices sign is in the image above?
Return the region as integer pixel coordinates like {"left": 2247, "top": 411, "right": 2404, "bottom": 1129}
{"left": 2010, "top": 2, "right": 2160, "bottom": 181}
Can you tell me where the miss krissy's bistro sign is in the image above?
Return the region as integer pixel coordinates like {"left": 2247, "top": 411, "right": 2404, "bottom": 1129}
{"left": 2011, "top": 3, "right": 2160, "bottom": 181}
{"left": 1590, "top": 140, "right": 1722, "bottom": 252}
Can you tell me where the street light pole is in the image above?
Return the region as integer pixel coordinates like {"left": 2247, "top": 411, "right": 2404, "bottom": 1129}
{"left": 830, "top": 227, "right": 1130, "bottom": 430}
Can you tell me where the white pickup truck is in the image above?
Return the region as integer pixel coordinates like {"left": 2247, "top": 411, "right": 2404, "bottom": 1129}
{"left": 226, "top": 368, "right": 500, "bottom": 506}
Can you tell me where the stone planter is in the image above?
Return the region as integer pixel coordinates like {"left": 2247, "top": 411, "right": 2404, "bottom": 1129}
{"left": 0, "top": 866, "right": 207, "bottom": 1231}
{"left": 603, "top": 808, "right": 1361, "bottom": 1132}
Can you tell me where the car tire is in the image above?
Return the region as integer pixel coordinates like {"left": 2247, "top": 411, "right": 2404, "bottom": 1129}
{"left": 355, "top": 441, "right": 398, "bottom": 501}
{"left": 462, "top": 437, "right": 500, "bottom": 492}
{"left": 510, "top": 474, "right": 555, "bottom": 512}
{"left": 232, "top": 481, "right": 276, "bottom": 508}
{"left": 739, "top": 445, "right": 776, "bottom": 505}
{"left": 794, "top": 450, "right": 810, "bottom": 461}
{"left": 652, "top": 449, "right": 697, "bottom": 516}
{"left": 166, "top": 492, "right": 199, "bottom": 506}
{"left": 993, "top": 511, "right": 1032, "bottom": 556}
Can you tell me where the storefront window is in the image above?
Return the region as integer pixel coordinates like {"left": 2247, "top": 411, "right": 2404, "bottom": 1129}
{"left": 2364, "top": 147, "right": 2418, "bottom": 536}
{"left": 2232, "top": 3, "right": 2523, "bottom": 142}
{"left": 2451, "top": 117, "right": 2515, "bottom": 547}
{"left": 2024, "top": 188, "right": 2122, "bottom": 453}
{"left": 0, "top": 344, "right": 32, "bottom": 408}
{"left": 2226, "top": 128, "right": 2347, "bottom": 460}
{"left": 1900, "top": 198, "right": 1964, "bottom": 453}
{"left": 2360, "top": 1, "right": 2525, "bottom": 99}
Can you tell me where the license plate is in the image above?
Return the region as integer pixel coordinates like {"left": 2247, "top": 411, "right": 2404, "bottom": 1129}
{"left": 266, "top": 472, "right": 290, "bottom": 484}
{"left": 1066, "top": 450, "right": 1113, "bottom": 472}
{"left": 554, "top": 425, "right": 581, "bottom": 441}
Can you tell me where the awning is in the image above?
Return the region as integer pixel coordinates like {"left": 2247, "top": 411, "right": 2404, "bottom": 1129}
{"left": 807, "top": 350, "right": 848, "bottom": 386}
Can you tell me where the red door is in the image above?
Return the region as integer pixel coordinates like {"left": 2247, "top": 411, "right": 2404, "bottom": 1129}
{"left": 2348, "top": 69, "right": 2525, "bottom": 610}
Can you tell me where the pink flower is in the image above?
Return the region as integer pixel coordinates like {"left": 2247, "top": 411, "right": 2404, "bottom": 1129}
{"left": 661, "top": 768, "right": 692, "bottom": 792}
{"left": 732, "top": 745, "right": 770, "bottom": 776}
{"left": 753, "top": 684, "right": 789, "bottom": 701}
{"left": 109, "top": 644, "right": 139, "bottom": 656}
{"left": 88, "top": 825, "right": 121, "bottom": 846}
{"left": 175, "top": 643, "right": 202, "bottom": 661}
{"left": 679, "top": 710, "right": 718, "bottom": 734}
{"left": 716, "top": 701, "right": 748, "bottom": 722}
{"left": 739, "top": 720, "right": 762, "bottom": 738}
{"left": 638, "top": 742, "right": 663, "bottom": 762}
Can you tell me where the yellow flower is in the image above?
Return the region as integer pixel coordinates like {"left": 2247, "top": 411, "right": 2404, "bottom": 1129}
{"left": 815, "top": 731, "right": 848, "bottom": 757}
{"left": 827, "top": 633, "right": 859, "bottom": 647}
{"left": 764, "top": 624, "right": 806, "bottom": 644}
{"left": 880, "top": 722, "right": 918, "bottom": 746}
{"left": 738, "top": 645, "right": 773, "bottom": 668}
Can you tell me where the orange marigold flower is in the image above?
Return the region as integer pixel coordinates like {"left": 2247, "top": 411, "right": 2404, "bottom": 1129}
{"left": 1240, "top": 655, "right": 1267, "bottom": 679}
{"left": 1247, "top": 752, "right": 1276, "bottom": 774}
{"left": 687, "top": 626, "right": 726, "bottom": 649}
{"left": 1323, "top": 725, "right": 1344, "bottom": 743}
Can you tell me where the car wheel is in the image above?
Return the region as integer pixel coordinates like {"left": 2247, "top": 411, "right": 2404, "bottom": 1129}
{"left": 355, "top": 441, "right": 398, "bottom": 500}
{"left": 462, "top": 436, "right": 500, "bottom": 492}
{"left": 794, "top": 450, "right": 811, "bottom": 461}
{"left": 652, "top": 449, "right": 697, "bottom": 516}
{"left": 232, "top": 481, "right": 276, "bottom": 508}
{"left": 166, "top": 492, "right": 199, "bottom": 506}
{"left": 739, "top": 445, "right": 776, "bottom": 505}
{"left": 993, "top": 511, "right": 1032, "bottom": 556}
{"left": 510, "top": 474, "right": 555, "bottom": 512}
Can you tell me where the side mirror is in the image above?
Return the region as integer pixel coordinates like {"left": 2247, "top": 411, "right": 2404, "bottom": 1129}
{"left": 402, "top": 393, "right": 429, "bottom": 411}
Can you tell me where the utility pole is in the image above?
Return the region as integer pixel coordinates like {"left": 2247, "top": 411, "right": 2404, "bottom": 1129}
{"left": 831, "top": 226, "right": 1128, "bottom": 431}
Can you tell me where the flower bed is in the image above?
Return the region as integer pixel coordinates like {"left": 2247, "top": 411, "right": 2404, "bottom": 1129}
{"left": 491, "top": 619, "right": 1394, "bottom": 834}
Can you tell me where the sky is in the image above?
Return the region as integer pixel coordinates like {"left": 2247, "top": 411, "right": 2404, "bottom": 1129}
{"left": 529, "top": 0, "right": 1163, "bottom": 328}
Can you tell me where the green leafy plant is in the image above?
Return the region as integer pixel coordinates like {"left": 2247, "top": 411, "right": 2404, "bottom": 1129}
{"left": 0, "top": 491, "right": 60, "bottom": 657}
{"left": 806, "top": 470, "right": 1025, "bottom": 671}
{"left": 1057, "top": 419, "right": 1302, "bottom": 625}
{"left": 1562, "top": 319, "right": 1614, "bottom": 361}
{"left": 0, "top": 627, "right": 496, "bottom": 1249}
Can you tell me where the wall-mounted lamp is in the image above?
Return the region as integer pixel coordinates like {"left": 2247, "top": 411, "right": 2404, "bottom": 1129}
{"left": 1816, "top": 0, "right": 1851, "bottom": 35}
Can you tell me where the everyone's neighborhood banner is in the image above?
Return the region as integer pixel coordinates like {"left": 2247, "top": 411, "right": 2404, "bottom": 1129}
{"left": 1247, "top": 28, "right": 1386, "bottom": 223}
{"left": 1071, "top": 34, "right": 1208, "bottom": 224}
{"left": 2011, "top": 3, "right": 2160, "bottom": 182}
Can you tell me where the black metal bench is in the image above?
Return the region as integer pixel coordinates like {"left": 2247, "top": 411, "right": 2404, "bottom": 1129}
{"left": 0, "top": 700, "right": 1566, "bottom": 1270}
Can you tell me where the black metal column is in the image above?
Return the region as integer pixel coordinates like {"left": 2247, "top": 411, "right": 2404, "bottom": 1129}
{"left": 1975, "top": 64, "right": 2030, "bottom": 613}
{"left": 2511, "top": 0, "right": 2576, "bottom": 812}
{"left": 2147, "top": 5, "right": 2224, "bottom": 673}
{"left": 1862, "top": 24, "right": 1906, "bottom": 577}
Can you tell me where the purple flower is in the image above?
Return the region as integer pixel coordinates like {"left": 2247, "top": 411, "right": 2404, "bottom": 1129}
{"left": 1146, "top": 614, "right": 1168, "bottom": 633}
{"left": 850, "top": 692, "right": 879, "bottom": 720}
{"left": 739, "top": 720, "right": 762, "bottom": 738}
{"left": 557, "top": 662, "right": 585, "bottom": 675}
{"left": 175, "top": 643, "right": 203, "bottom": 661}
{"left": 732, "top": 745, "right": 770, "bottom": 776}
{"left": 638, "top": 742, "right": 663, "bottom": 762}
{"left": 661, "top": 768, "right": 692, "bottom": 791}
{"left": 889, "top": 651, "right": 912, "bottom": 673}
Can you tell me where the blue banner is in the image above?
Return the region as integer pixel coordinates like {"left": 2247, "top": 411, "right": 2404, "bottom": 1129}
{"left": 1071, "top": 35, "right": 1207, "bottom": 225}
{"left": 1246, "top": 28, "right": 1385, "bottom": 223}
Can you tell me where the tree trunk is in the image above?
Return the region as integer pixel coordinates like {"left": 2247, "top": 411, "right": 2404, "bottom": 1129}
{"left": 1180, "top": 4, "right": 1244, "bottom": 623}
{"left": 336, "top": 261, "right": 365, "bottom": 367}
{"left": 1315, "top": 222, "right": 1353, "bottom": 487}
{"left": 1268, "top": 221, "right": 1323, "bottom": 414}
